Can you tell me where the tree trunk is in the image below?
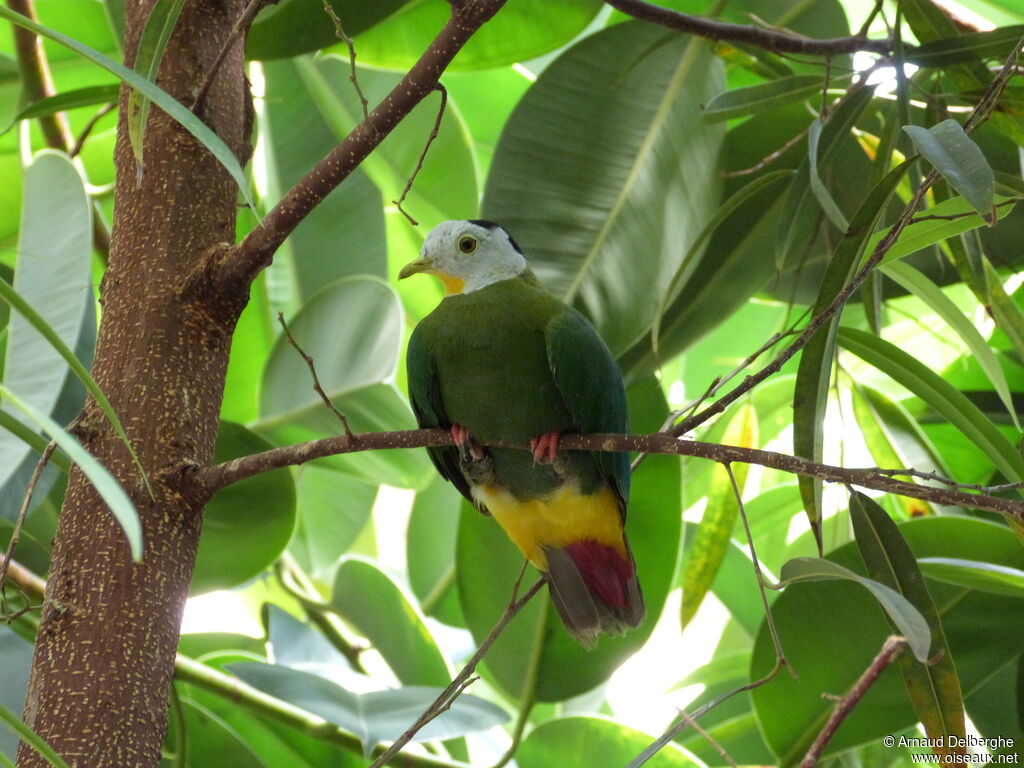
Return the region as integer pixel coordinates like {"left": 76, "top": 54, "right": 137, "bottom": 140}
{"left": 17, "top": 1, "right": 251, "bottom": 764}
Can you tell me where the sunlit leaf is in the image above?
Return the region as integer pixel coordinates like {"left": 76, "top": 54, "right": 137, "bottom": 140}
{"left": 518, "top": 716, "right": 695, "bottom": 768}
{"left": 917, "top": 558, "right": 1024, "bottom": 598}
{"left": 905, "top": 120, "right": 995, "bottom": 221}
{"left": 3, "top": 84, "right": 118, "bottom": 134}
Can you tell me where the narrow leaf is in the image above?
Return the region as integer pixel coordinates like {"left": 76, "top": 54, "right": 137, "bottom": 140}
{"left": 808, "top": 117, "right": 849, "bottom": 231}
{"left": 908, "top": 25, "right": 1024, "bottom": 67}
{"left": 777, "top": 557, "right": 931, "bottom": 661}
{"left": 850, "top": 492, "right": 966, "bottom": 756}
{"left": 881, "top": 260, "right": 1019, "bottom": 429}
{"left": 837, "top": 326, "right": 1024, "bottom": 485}
{"left": 904, "top": 120, "right": 995, "bottom": 222}
{"left": 918, "top": 557, "right": 1024, "bottom": 598}
{"left": 703, "top": 74, "right": 831, "bottom": 122}
{"left": 0, "top": 700, "right": 69, "bottom": 768}
{"left": 0, "top": 384, "right": 141, "bottom": 560}
{"left": 128, "top": 0, "right": 186, "bottom": 172}
{"left": 984, "top": 259, "right": 1024, "bottom": 363}
{"left": 3, "top": 84, "right": 119, "bottom": 134}
{"left": 0, "top": 5, "right": 255, "bottom": 209}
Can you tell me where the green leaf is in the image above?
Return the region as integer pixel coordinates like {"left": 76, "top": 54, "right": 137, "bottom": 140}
{"left": 904, "top": 120, "right": 995, "bottom": 221}
{"left": 226, "top": 661, "right": 507, "bottom": 756}
{"left": 191, "top": 422, "right": 296, "bottom": 594}
{"left": 849, "top": 492, "right": 965, "bottom": 756}
{"left": 0, "top": 383, "right": 140, "bottom": 559}
{"left": 482, "top": 21, "right": 725, "bottom": 357}
{"left": 407, "top": 476, "right": 463, "bottom": 626}
{"left": 917, "top": 558, "right": 1024, "bottom": 598}
{"left": 330, "top": 557, "right": 450, "bottom": 687}
{"left": 793, "top": 161, "right": 909, "bottom": 546}
{"left": 908, "top": 25, "right": 1024, "bottom": 66}
{"left": 807, "top": 116, "right": 849, "bottom": 231}
{"left": 984, "top": 259, "right": 1024, "bottom": 363}
{"left": 881, "top": 260, "right": 1019, "bottom": 428}
{"left": 245, "top": 0, "right": 412, "bottom": 61}
{"left": 703, "top": 74, "right": 838, "bottom": 122}
{"left": 873, "top": 194, "right": 1017, "bottom": 266}
{"left": 350, "top": 0, "right": 603, "bottom": 72}
{"left": 837, "top": 326, "right": 1024, "bottom": 485}
{"left": 0, "top": 701, "right": 69, "bottom": 768}
{"left": 456, "top": 377, "right": 680, "bottom": 701}
{"left": 776, "top": 557, "right": 932, "bottom": 662}
{"left": 3, "top": 84, "right": 119, "bottom": 134}
{"left": 680, "top": 402, "right": 757, "bottom": 628}
{"left": 517, "top": 716, "right": 694, "bottom": 768}
{"left": 256, "top": 276, "right": 432, "bottom": 489}
{"left": 0, "top": 5, "right": 254, "bottom": 209}
{"left": 127, "top": 0, "right": 185, "bottom": 172}
{"left": 0, "top": 626, "right": 33, "bottom": 762}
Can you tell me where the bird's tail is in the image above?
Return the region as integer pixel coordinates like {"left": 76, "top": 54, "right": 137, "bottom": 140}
{"left": 544, "top": 537, "right": 644, "bottom": 648}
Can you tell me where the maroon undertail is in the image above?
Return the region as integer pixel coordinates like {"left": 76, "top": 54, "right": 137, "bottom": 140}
{"left": 563, "top": 539, "right": 635, "bottom": 609}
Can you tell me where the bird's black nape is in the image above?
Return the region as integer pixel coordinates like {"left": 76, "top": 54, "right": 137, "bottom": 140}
{"left": 467, "top": 219, "right": 524, "bottom": 255}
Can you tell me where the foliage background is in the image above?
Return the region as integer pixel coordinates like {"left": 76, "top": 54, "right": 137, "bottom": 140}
{"left": 1, "top": 0, "right": 1023, "bottom": 765}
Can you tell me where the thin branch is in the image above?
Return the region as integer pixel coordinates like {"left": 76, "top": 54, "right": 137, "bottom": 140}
{"left": 220, "top": 1, "right": 507, "bottom": 289}
{"left": 367, "top": 579, "right": 545, "bottom": 768}
{"left": 1, "top": 441, "right": 55, "bottom": 621}
{"left": 191, "top": 0, "right": 264, "bottom": 115}
{"left": 196, "top": 429, "right": 1024, "bottom": 519}
{"left": 676, "top": 709, "right": 739, "bottom": 768}
{"left": 277, "top": 312, "right": 353, "bottom": 436}
{"left": 604, "top": 0, "right": 892, "bottom": 56}
{"left": 799, "top": 636, "right": 907, "bottom": 767}
{"left": 393, "top": 85, "right": 448, "bottom": 226}
{"left": 69, "top": 103, "right": 115, "bottom": 158}
{"left": 724, "top": 126, "right": 809, "bottom": 177}
{"left": 322, "top": 1, "right": 369, "bottom": 122}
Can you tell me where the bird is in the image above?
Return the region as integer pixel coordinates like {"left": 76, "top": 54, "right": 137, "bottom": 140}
{"left": 399, "top": 219, "right": 643, "bottom": 647}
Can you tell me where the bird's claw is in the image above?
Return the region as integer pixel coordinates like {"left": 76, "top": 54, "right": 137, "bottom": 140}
{"left": 451, "top": 424, "right": 485, "bottom": 462}
{"left": 530, "top": 431, "right": 561, "bottom": 465}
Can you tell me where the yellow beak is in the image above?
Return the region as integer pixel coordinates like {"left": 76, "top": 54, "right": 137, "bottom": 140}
{"left": 398, "top": 257, "right": 432, "bottom": 280}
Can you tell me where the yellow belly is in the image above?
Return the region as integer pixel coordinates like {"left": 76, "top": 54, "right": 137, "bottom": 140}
{"left": 472, "top": 482, "right": 625, "bottom": 570}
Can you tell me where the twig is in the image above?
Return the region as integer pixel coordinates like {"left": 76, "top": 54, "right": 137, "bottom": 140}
{"left": 724, "top": 126, "right": 809, "bottom": 177}
{"left": 677, "top": 709, "right": 739, "bottom": 768}
{"left": 1, "top": 441, "right": 55, "bottom": 620}
{"left": 799, "top": 636, "right": 907, "bottom": 767}
{"left": 909, "top": 198, "right": 1020, "bottom": 224}
{"left": 604, "top": 0, "right": 893, "bottom": 56}
{"left": 69, "top": 103, "right": 115, "bottom": 158}
{"left": 197, "top": 429, "right": 1024, "bottom": 519}
{"left": 367, "top": 578, "right": 544, "bottom": 768}
{"left": 276, "top": 312, "right": 353, "bottom": 437}
{"left": 322, "top": 1, "right": 369, "bottom": 122}
{"left": 191, "top": 0, "right": 265, "bottom": 115}
{"left": 393, "top": 85, "right": 448, "bottom": 226}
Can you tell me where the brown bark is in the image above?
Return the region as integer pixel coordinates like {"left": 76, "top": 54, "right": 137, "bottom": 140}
{"left": 16, "top": 0, "right": 251, "bottom": 764}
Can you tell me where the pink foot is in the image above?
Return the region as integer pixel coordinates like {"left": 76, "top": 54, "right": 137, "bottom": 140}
{"left": 451, "top": 424, "right": 484, "bottom": 461}
{"left": 530, "top": 431, "right": 561, "bottom": 464}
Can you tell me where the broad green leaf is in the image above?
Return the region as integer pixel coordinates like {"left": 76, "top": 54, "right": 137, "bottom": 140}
{"left": 703, "top": 74, "right": 833, "bottom": 122}
{"left": 246, "top": 0, "right": 412, "bottom": 60}
{"left": 873, "top": 194, "right": 1017, "bottom": 266}
{"left": 127, "top": 0, "right": 185, "bottom": 172}
{"left": 908, "top": 25, "right": 1024, "bottom": 66}
{"left": 220, "top": 272, "right": 273, "bottom": 423}
{"left": 0, "top": 626, "right": 33, "bottom": 763}
{"left": 256, "top": 276, "right": 432, "bottom": 489}
{"left": 330, "top": 557, "right": 450, "bottom": 687}
{"left": 752, "top": 516, "right": 1024, "bottom": 764}
{"left": 191, "top": 422, "right": 296, "bottom": 595}
{"left": 457, "top": 377, "right": 680, "bottom": 701}
{"left": 3, "top": 84, "right": 119, "bottom": 134}
{"left": 0, "top": 5, "right": 254, "bottom": 209}
{"left": 850, "top": 492, "right": 965, "bottom": 757}
{"left": 482, "top": 21, "right": 725, "bottom": 357}
{"left": 680, "top": 402, "right": 757, "bottom": 628}
{"left": 267, "top": 605, "right": 353, "bottom": 669}
{"left": 517, "top": 716, "right": 695, "bottom": 768}
{"left": 351, "top": 0, "right": 602, "bottom": 72}
{"left": 226, "top": 661, "right": 507, "bottom": 756}
{"left": 905, "top": 120, "right": 995, "bottom": 221}
{"left": 837, "top": 326, "right": 1024, "bottom": 485}
{"left": 776, "top": 557, "right": 931, "bottom": 662}
{"left": 882, "top": 260, "right": 1019, "bottom": 428}
{"left": 793, "top": 161, "right": 909, "bottom": 546}
{"left": 917, "top": 558, "right": 1024, "bottom": 598}
{"left": 259, "top": 58, "right": 386, "bottom": 311}
{"left": 807, "top": 117, "right": 849, "bottom": 231}
{"left": 407, "top": 476, "right": 464, "bottom": 626}
{"left": 0, "top": 384, "right": 141, "bottom": 560}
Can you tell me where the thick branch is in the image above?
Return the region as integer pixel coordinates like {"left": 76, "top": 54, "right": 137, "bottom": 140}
{"left": 605, "top": 0, "right": 892, "bottom": 56}
{"left": 220, "top": 0, "right": 506, "bottom": 288}
{"left": 197, "top": 429, "right": 1024, "bottom": 520}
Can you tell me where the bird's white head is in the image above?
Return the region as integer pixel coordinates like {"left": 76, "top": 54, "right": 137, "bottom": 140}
{"left": 398, "top": 220, "right": 528, "bottom": 295}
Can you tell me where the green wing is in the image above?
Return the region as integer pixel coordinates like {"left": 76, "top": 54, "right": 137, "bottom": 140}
{"left": 406, "top": 326, "right": 475, "bottom": 503}
{"left": 545, "top": 306, "right": 631, "bottom": 510}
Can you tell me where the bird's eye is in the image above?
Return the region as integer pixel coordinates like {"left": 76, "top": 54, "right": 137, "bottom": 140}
{"left": 458, "top": 235, "right": 478, "bottom": 254}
